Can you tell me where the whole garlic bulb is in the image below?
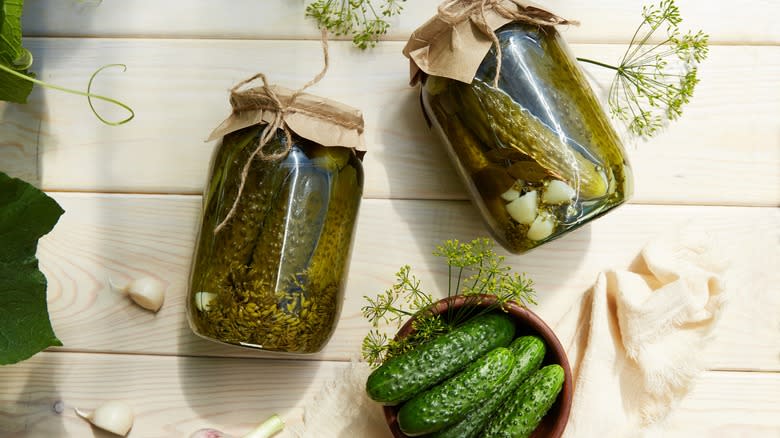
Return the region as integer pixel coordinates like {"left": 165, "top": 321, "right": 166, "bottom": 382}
{"left": 189, "top": 414, "right": 285, "bottom": 438}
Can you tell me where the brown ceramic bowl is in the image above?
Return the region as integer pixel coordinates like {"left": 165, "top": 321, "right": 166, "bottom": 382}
{"left": 382, "top": 294, "right": 573, "bottom": 438}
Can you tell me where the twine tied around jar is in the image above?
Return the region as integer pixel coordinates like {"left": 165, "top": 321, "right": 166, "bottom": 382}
{"left": 437, "top": 0, "right": 576, "bottom": 86}
{"left": 212, "top": 29, "right": 365, "bottom": 234}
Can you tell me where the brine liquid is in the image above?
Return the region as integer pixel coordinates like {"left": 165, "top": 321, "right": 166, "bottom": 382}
{"left": 422, "top": 23, "right": 632, "bottom": 253}
{"left": 187, "top": 127, "right": 363, "bottom": 352}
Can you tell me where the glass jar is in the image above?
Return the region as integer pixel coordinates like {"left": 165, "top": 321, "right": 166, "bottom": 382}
{"left": 420, "top": 23, "right": 633, "bottom": 253}
{"left": 187, "top": 126, "right": 364, "bottom": 353}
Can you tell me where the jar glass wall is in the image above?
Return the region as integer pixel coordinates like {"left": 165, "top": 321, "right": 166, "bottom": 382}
{"left": 187, "top": 126, "right": 364, "bottom": 353}
{"left": 421, "top": 23, "right": 632, "bottom": 253}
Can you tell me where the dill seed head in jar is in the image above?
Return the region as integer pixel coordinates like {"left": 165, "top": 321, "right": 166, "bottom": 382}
{"left": 187, "top": 84, "right": 366, "bottom": 353}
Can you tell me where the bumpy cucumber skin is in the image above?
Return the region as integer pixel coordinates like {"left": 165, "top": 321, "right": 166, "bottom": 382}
{"left": 429, "top": 336, "right": 546, "bottom": 438}
{"left": 483, "top": 364, "right": 565, "bottom": 438}
{"left": 365, "top": 313, "right": 515, "bottom": 405}
{"left": 397, "top": 347, "right": 516, "bottom": 436}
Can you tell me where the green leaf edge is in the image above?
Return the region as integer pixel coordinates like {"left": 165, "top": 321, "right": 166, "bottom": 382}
{"left": 0, "top": 172, "right": 64, "bottom": 365}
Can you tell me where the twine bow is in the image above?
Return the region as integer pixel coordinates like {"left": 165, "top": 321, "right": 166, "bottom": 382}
{"left": 437, "top": 0, "right": 576, "bottom": 86}
{"left": 213, "top": 30, "right": 330, "bottom": 234}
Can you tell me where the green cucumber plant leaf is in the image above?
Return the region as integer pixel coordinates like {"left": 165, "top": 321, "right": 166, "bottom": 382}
{"left": 0, "top": 0, "right": 34, "bottom": 103}
{"left": 0, "top": 0, "right": 134, "bottom": 124}
{"left": 0, "top": 172, "right": 64, "bottom": 365}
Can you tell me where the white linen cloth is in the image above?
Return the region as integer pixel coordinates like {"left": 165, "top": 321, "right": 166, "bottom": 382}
{"left": 289, "top": 360, "right": 391, "bottom": 438}
{"left": 556, "top": 230, "right": 728, "bottom": 438}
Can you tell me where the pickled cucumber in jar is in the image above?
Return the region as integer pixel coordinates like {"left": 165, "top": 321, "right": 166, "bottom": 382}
{"left": 187, "top": 126, "right": 364, "bottom": 353}
{"left": 420, "top": 22, "right": 632, "bottom": 253}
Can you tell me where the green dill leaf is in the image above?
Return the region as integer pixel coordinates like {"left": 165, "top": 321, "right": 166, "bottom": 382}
{"left": 361, "top": 237, "right": 536, "bottom": 367}
{"left": 305, "top": 0, "right": 406, "bottom": 50}
{"left": 362, "top": 329, "right": 390, "bottom": 367}
{"left": 0, "top": 172, "right": 64, "bottom": 365}
{"left": 577, "top": 0, "right": 708, "bottom": 138}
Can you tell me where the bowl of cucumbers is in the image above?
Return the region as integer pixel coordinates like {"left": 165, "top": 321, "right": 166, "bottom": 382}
{"left": 366, "top": 294, "right": 573, "bottom": 438}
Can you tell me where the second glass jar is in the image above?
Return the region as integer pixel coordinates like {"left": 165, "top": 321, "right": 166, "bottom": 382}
{"left": 421, "top": 23, "right": 633, "bottom": 253}
{"left": 187, "top": 126, "right": 364, "bottom": 353}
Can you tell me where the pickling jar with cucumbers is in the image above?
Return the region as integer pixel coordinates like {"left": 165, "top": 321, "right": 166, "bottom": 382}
{"left": 404, "top": 2, "right": 633, "bottom": 254}
{"left": 187, "top": 84, "right": 366, "bottom": 353}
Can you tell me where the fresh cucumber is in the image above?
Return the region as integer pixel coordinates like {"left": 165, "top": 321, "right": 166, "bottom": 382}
{"left": 483, "top": 364, "right": 565, "bottom": 438}
{"left": 429, "top": 336, "right": 546, "bottom": 438}
{"left": 365, "top": 312, "right": 515, "bottom": 405}
{"left": 397, "top": 347, "right": 516, "bottom": 436}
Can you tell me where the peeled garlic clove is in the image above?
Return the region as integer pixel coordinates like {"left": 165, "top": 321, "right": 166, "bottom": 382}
{"left": 542, "top": 180, "right": 576, "bottom": 204}
{"left": 126, "top": 278, "right": 165, "bottom": 312}
{"left": 195, "top": 292, "right": 218, "bottom": 312}
{"left": 109, "top": 277, "right": 165, "bottom": 312}
{"left": 527, "top": 211, "right": 556, "bottom": 241}
{"left": 506, "top": 190, "right": 537, "bottom": 225}
{"left": 500, "top": 188, "right": 520, "bottom": 202}
{"left": 76, "top": 401, "right": 134, "bottom": 436}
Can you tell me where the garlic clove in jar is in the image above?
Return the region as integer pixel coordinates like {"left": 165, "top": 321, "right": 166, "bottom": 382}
{"left": 194, "top": 292, "right": 218, "bottom": 312}
{"left": 542, "top": 180, "right": 576, "bottom": 204}
{"left": 527, "top": 211, "right": 556, "bottom": 241}
{"left": 506, "top": 190, "right": 538, "bottom": 225}
{"left": 500, "top": 187, "right": 520, "bottom": 202}
{"left": 76, "top": 401, "right": 134, "bottom": 436}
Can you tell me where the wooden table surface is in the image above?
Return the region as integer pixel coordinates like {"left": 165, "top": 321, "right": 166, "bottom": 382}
{"left": 1, "top": 1, "right": 778, "bottom": 437}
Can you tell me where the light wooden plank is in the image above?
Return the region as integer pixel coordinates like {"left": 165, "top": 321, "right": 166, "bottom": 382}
{"left": 0, "top": 352, "right": 778, "bottom": 437}
{"left": 21, "top": 0, "right": 780, "bottom": 45}
{"left": 1, "top": 40, "right": 778, "bottom": 205}
{"left": 35, "top": 193, "right": 780, "bottom": 371}
{"left": 0, "top": 104, "right": 41, "bottom": 188}
{"left": 667, "top": 371, "right": 780, "bottom": 437}
{"left": 0, "top": 352, "right": 351, "bottom": 438}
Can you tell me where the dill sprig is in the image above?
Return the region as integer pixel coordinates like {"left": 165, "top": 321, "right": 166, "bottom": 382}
{"left": 305, "top": 0, "right": 406, "bottom": 49}
{"left": 577, "top": 0, "right": 708, "bottom": 137}
{"left": 361, "top": 238, "right": 536, "bottom": 367}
